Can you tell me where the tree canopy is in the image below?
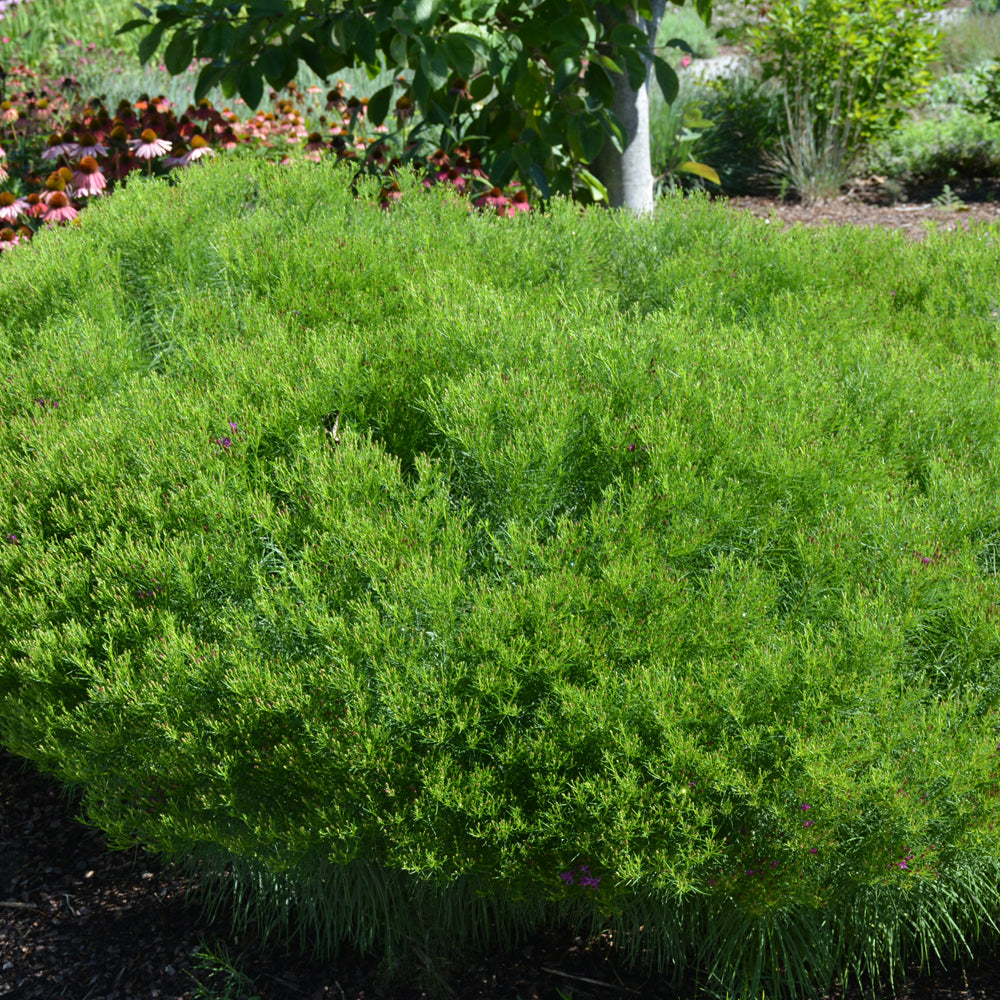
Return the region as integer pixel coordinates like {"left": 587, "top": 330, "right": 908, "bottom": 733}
{"left": 118, "top": 0, "right": 713, "bottom": 203}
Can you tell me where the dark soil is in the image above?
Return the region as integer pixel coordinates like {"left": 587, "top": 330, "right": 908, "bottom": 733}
{"left": 5, "top": 745, "right": 1000, "bottom": 1000}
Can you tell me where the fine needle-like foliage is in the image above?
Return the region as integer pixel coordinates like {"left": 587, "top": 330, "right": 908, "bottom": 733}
{"left": 2, "top": 155, "right": 1000, "bottom": 997}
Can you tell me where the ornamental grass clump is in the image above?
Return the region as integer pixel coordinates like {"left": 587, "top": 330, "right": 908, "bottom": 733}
{"left": 3, "top": 156, "right": 1000, "bottom": 997}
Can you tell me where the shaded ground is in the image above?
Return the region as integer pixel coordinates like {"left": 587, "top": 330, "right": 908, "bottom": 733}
{"left": 5, "top": 746, "right": 1000, "bottom": 1000}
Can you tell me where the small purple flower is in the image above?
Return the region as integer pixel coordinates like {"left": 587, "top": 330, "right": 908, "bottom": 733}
{"left": 800, "top": 803, "right": 811, "bottom": 811}
{"left": 810, "top": 847, "right": 818, "bottom": 854}
{"left": 803, "top": 820, "right": 814, "bottom": 828}
{"left": 229, "top": 421, "right": 240, "bottom": 434}
{"left": 627, "top": 442, "right": 636, "bottom": 453}
{"left": 579, "top": 874, "right": 601, "bottom": 888}
{"left": 899, "top": 861, "right": 908, "bottom": 870}
{"left": 5, "top": 533, "right": 18, "bottom": 544}
{"left": 559, "top": 871, "right": 575, "bottom": 885}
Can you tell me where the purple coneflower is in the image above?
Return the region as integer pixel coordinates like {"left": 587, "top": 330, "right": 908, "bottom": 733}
{"left": 25, "top": 193, "right": 45, "bottom": 218}
{"left": 41, "top": 132, "right": 79, "bottom": 161}
{"left": 43, "top": 191, "right": 79, "bottom": 224}
{"left": 73, "top": 131, "right": 109, "bottom": 158}
{"left": 128, "top": 128, "right": 171, "bottom": 159}
{"left": 41, "top": 171, "right": 71, "bottom": 205}
{"left": 0, "top": 190, "right": 28, "bottom": 222}
{"left": 0, "top": 226, "right": 22, "bottom": 251}
{"left": 72, "top": 156, "right": 107, "bottom": 196}
{"left": 180, "top": 134, "right": 213, "bottom": 164}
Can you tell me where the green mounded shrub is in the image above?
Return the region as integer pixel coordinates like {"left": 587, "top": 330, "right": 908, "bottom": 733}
{"left": 868, "top": 109, "right": 1000, "bottom": 183}
{"left": 4, "top": 157, "right": 1000, "bottom": 997}
{"left": 749, "top": 0, "right": 943, "bottom": 144}
{"left": 677, "top": 74, "right": 786, "bottom": 194}
{"left": 748, "top": 0, "right": 943, "bottom": 199}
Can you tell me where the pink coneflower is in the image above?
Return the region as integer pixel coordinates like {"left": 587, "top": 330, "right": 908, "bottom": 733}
{"left": 182, "top": 134, "right": 213, "bottom": 163}
{"left": 163, "top": 140, "right": 189, "bottom": 168}
{"left": 43, "top": 191, "right": 79, "bottom": 224}
{"left": 474, "top": 186, "right": 510, "bottom": 214}
{"left": 25, "top": 193, "right": 45, "bottom": 218}
{"left": 73, "top": 131, "right": 108, "bottom": 158}
{"left": 41, "top": 132, "right": 79, "bottom": 161}
{"left": 128, "top": 128, "right": 171, "bottom": 159}
{"left": 0, "top": 227, "right": 22, "bottom": 251}
{"left": 72, "top": 156, "right": 107, "bottom": 196}
{"left": 503, "top": 189, "right": 530, "bottom": 216}
{"left": 0, "top": 101, "right": 17, "bottom": 123}
{"left": 40, "top": 175, "right": 63, "bottom": 204}
{"left": 304, "top": 131, "right": 325, "bottom": 153}
{"left": 0, "top": 190, "right": 28, "bottom": 222}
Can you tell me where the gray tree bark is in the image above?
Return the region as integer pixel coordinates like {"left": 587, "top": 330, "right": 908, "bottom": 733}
{"left": 593, "top": 0, "right": 666, "bottom": 214}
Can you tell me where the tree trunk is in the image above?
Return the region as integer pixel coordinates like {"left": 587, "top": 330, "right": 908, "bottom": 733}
{"left": 593, "top": 0, "right": 666, "bottom": 214}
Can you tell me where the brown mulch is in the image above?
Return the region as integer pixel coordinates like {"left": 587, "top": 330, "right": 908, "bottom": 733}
{"left": 715, "top": 178, "right": 1000, "bottom": 242}
{"left": 5, "top": 745, "right": 1000, "bottom": 1000}
{"left": 5, "top": 182, "right": 1000, "bottom": 1000}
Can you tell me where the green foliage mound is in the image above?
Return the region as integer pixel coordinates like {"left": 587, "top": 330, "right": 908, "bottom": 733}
{"left": 3, "top": 158, "right": 1000, "bottom": 997}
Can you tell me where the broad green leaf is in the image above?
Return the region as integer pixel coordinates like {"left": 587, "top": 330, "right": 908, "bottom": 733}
{"left": 622, "top": 47, "right": 647, "bottom": 91}
{"left": 373, "top": 0, "right": 395, "bottom": 33}
{"left": 412, "top": 0, "right": 444, "bottom": 28}
{"left": 294, "top": 37, "right": 331, "bottom": 79}
{"left": 197, "top": 18, "right": 235, "bottom": 59}
{"left": 554, "top": 51, "right": 582, "bottom": 93}
{"left": 194, "top": 61, "right": 228, "bottom": 103}
{"left": 440, "top": 32, "right": 476, "bottom": 79}
{"left": 601, "top": 108, "right": 626, "bottom": 153}
{"left": 577, "top": 111, "right": 606, "bottom": 162}
{"left": 513, "top": 64, "right": 547, "bottom": 108}
{"left": 610, "top": 23, "right": 649, "bottom": 49}
{"left": 412, "top": 66, "right": 430, "bottom": 106}
{"left": 489, "top": 148, "right": 516, "bottom": 186}
{"left": 367, "top": 84, "right": 393, "bottom": 126}
{"left": 258, "top": 44, "right": 293, "bottom": 87}
{"left": 248, "top": 0, "right": 287, "bottom": 16}
{"left": 528, "top": 161, "right": 550, "bottom": 199}
{"left": 677, "top": 160, "right": 721, "bottom": 185}
{"left": 132, "top": 2, "right": 153, "bottom": 16}
{"left": 237, "top": 63, "right": 264, "bottom": 109}
{"left": 115, "top": 18, "right": 150, "bottom": 36}
{"left": 653, "top": 54, "right": 679, "bottom": 103}
{"left": 136, "top": 20, "right": 166, "bottom": 65}
{"left": 583, "top": 61, "right": 615, "bottom": 107}
{"left": 469, "top": 73, "right": 493, "bottom": 101}
{"left": 354, "top": 15, "right": 377, "bottom": 65}
{"left": 577, "top": 167, "right": 607, "bottom": 201}
{"left": 389, "top": 32, "right": 410, "bottom": 67}
{"left": 595, "top": 53, "right": 623, "bottom": 76}
{"left": 549, "top": 15, "right": 589, "bottom": 46}
{"left": 418, "top": 37, "right": 450, "bottom": 90}
{"left": 664, "top": 36, "right": 695, "bottom": 55}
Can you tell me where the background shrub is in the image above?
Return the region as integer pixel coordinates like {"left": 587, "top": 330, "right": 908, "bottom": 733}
{"left": 748, "top": 0, "right": 944, "bottom": 198}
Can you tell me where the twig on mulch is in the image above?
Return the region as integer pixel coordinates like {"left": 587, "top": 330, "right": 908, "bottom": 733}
{"left": 541, "top": 966, "right": 641, "bottom": 993}
{"left": 0, "top": 899, "right": 45, "bottom": 913}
